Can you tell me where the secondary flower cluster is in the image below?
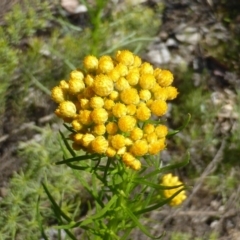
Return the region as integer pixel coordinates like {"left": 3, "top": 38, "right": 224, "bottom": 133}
{"left": 161, "top": 173, "right": 186, "bottom": 206}
{"left": 51, "top": 50, "right": 178, "bottom": 170}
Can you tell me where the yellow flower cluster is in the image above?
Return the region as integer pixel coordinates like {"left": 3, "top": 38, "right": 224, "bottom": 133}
{"left": 161, "top": 173, "right": 186, "bottom": 206}
{"left": 51, "top": 50, "right": 178, "bottom": 170}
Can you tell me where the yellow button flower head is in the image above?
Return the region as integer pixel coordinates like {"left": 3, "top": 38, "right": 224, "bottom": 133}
{"left": 155, "top": 125, "right": 168, "bottom": 138}
{"left": 93, "top": 124, "right": 106, "bottom": 135}
{"left": 139, "top": 74, "right": 156, "bottom": 90}
{"left": 143, "top": 124, "right": 155, "bottom": 134}
{"left": 111, "top": 134, "right": 126, "bottom": 150}
{"left": 90, "top": 96, "right": 104, "bottom": 109}
{"left": 126, "top": 68, "right": 140, "bottom": 86}
{"left": 51, "top": 50, "right": 178, "bottom": 171}
{"left": 120, "top": 88, "right": 140, "bottom": 105}
{"left": 130, "top": 127, "right": 143, "bottom": 141}
{"left": 166, "top": 86, "right": 179, "bottom": 100}
{"left": 51, "top": 86, "right": 66, "bottom": 103}
{"left": 112, "top": 103, "right": 127, "bottom": 118}
{"left": 126, "top": 104, "right": 136, "bottom": 115}
{"left": 91, "top": 108, "right": 108, "bottom": 124}
{"left": 92, "top": 74, "right": 114, "bottom": 97}
{"left": 78, "top": 110, "right": 92, "bottom": 125}
{"left": 148, "top": 139, "right": 166, "bottom": 155}
{"left": 91, "top": 136, "right": 108, "bottom": 154}
{"left": 161, "top": 173, "right": 186, "bottom": 206}
{"left": 155, "top": 69, "right": 174, "bottom": 87}
{"left": 115, "top": 77, "right": 130, "bottom": 91}
{"left": 68, "top": 77, "right": 85, "bottom": 95}
{"left": 58, "top": 101, "right": 77, "bottom": 118}
{"left": 140, "top": 62, "right": 154, "bottom": 74}
{"left": 150, "top": 100, "right": 168, "bottom": 116}
{"left": 114, "top": 63, "right": 128, "bottom": 77}
{"left": 82, "top": 133, "right": 95, "bottom": 148}
{"left": 106, "top": 122, "right": 118, "bottom": 135}
{"left": 139, "top": 89, "right": 151, "bottom": 102}
{"left": 118, "top": 115, "right": 136, "bottom": 132}
{"left": 116, "top": 50, "right": 134, "bottom": 66}
{"left": 135, "top": 104, "right": 151, "bottom": 121}
{"left": 84, "top": 55, "right": 98, "bottom": 71}
{"left": 130, "top": 140, "right": 148, "bottom": 157}
{"left": 98, "top": 56, "right": 114, "bottom": 73}
{"left": 104, "top": 99, "right": 115, "bottom": 111}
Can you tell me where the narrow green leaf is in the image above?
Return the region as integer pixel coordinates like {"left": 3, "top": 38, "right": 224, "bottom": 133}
{"left": 168, "top": 113, "right": 191, "bottom": 137}
{"left": 42, "top": 182, "right": 71, "bottom": 222}
{"left": 36, "top": 196, "right": 49, "bottom": 240}
{"left": 124, "top": 206, "right": 163, "bottom": 239}
{"left": 134, "top": 188, "right": 186, "bottom": 215}
{"left": 59, "top": 130, "right": 76, "bottom": 157}
{"left": 56, "top": 154, "right": 98, "bottom": 165}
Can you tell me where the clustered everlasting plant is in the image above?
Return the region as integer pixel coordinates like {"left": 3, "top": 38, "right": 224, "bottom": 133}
{"left": 44, "top": 50, "right": 188, "bottom": 239}
{"left": 51, "top": 50, "right": 178, "bottom": 170}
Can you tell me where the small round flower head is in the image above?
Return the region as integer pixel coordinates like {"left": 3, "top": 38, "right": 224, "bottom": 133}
{"left": 58, "top": 101, "right": 77, "bottom": 118}
{"left": 92, "top": 74, "right": 114, "bottom": 97}
{"left": 82, "top": 133, "right": 95, "bottom": 148}
{"left": 120, "top": 88, "right": 140, "bottom": 105}
{"left": 150, "top": 100, "right": 168, "bottom": 116}
{"left": 59, "top": 80, "right": 69, "bottom": 89}
{"left": 118, "top": 115, "right": 136, "bottom": 132}
{"left": 104, "top": 99, "right": 115, "bottom": 110}
{"left": 130, "top": 140, "right": 148, "bottom": 157}
{"left": 91, "top": 136, "right": 108, "bottom": 154}
{"left": 140, "top": 62, "right": 154, "bottom": 74}
{"left": 116, "top": 50, "right": 134, "bottom": 66}
{"left": 106, "top": 146, "right": 117, "bottom": 157}
{"left": 98, "top": 55, "right": 114, "bottom": 73}
{"left": 70, "top": 70, "right": 84, "bottom": 81}
{"left": 148, "top": 138, "right": 165, "bottom": 155}
{"left": 80, "top": 98, "right": 90, "bottom": 109}
{"left": 84, "top": 55, "right": 98, "bottom": 71}
{"left": 133, "top": 55, "right": 142, "bottom": 67}
{"left": 145, "top": 132, "right": 158, "bottom": 144}
{"left": 114, "top": 63, "right": 128, "bottom": 77}
{"left": 153, "top": 86, "right": 168, "bottom": 101}
{"left": 108, "top": 68, "right": 121, "bottom": 82}
{"left": 130, "top": 127, "right": 143, "bottom": 141}
{"left": 73, "top": 133, "right": 84, "bottom": 144}
{"left": 155, "top": 69, "right": 174, "bottom": 87}
{"left": 115, "top": 77, "right": 130, "bottom": 91}
{"left": 135, "top": 104, "right": 151, "bottom": 121}
{"left": 126, "top": 104, "right": 136, "bottom": 115}
{"left": 109, "top": 91, "right": 119, "bottom": 101}
{"left": 111, "top": 134, "right": 126, "bottom": 150}
{"left": 51, "top": 86, "right": 66, "bottom": 103}
{"left": 155, "top": 125, "right": 168, "bottom": 138}
{"left": 112, "top": 103, "right": 127, "bottom": 118}
{"left": 106, "top": 122, "right": 118, "bottom": 135}
{"left": 84, "top": 74, "right": 94, "bottom": 86}
{"left": 139, "top": 89, "right": 151, "bottom": 102}
{"left": 166, "top": 86, "right": 179, "bottom": 100}
{"left": 139, "top": 74, "right": 156, "bottom": 90}
{"left": 93, "top": 124, "right": 106, "bottom": 135}
{"left": 161, "top": 173, "right": 186, "bottom": 206}
{"left": 91, "top": 108, "right": 108, "bottom": 124}
{"left": 122, "top": 152, "right": 140, "bottom": 169}
{"left": 143, "top": 124, "right": 155, "bottom": 134}
{"left": 68, "top": 77, "right": 85, "bottom": 95}
{"left": 72, "top": 120, "right": 84, "bottom": 131}
{"left": 78, "top": 110, "right": 92, "bottom": 125}
{"left": 90, "top": 96, "right": 104, "bottom": 109}
{"left": 126, "top": 68, "right": 140, "bottom": 86}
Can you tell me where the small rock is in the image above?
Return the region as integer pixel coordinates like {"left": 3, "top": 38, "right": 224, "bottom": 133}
{"left": 176, "top": 27, "right": 201, "bottom": 44}
{"left": 146, "top": 44, "right": 171, "bottom": 65}
{"left": 210, "top": 220, "right": 219, "bottom": 229}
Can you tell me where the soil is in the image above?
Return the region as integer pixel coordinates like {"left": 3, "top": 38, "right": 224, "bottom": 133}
{"left": 1, "top": 0, "right": 240, "bottom": 239}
